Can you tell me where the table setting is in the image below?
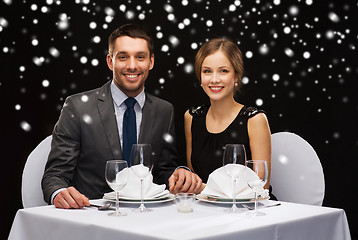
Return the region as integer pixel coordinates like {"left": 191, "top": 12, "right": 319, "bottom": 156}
{"left": 103, "top": 144, "right": 175, "bottom": 214}
{"left": 98, "top": 143, "right": 273, "bottom": 216}
{"left": 198, "top": 161, "right": 269, "bottom": 205}
{"left": 102, "top": 166, "right": 173, "bottom": 205}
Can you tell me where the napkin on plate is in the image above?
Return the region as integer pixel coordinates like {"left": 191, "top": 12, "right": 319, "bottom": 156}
{"left": 201, "top": 164, "right": 269, "bottom": 199}
{"left": 104, "top": 164, "right": 167, "bottom": 200}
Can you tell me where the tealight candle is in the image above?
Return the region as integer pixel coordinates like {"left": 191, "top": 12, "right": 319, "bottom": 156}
{"left": 175, "top": 193, "right": 196, "bottom": 213}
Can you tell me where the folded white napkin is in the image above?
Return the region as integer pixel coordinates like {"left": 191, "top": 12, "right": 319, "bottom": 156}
{"left": 104, "top": 164, "right": 167, "bottom": 199}
{"left": 201, "top": 164, "right": 269, "bottom": 199}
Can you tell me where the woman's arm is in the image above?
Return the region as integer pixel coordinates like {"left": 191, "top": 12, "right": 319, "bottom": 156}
{"left": 247, "top": 113, "right": 272, "bottom": 189}
{"left": 184, "top": 110, "right": 194, "bottom": 172}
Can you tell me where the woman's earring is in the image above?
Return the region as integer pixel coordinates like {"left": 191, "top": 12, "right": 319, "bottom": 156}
{"left": 234, "top": 82, "right": 238, "bottom": 86}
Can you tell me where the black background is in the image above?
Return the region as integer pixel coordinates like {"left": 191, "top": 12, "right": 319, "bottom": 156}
{"left": 1, "top": 0, "right": 357, "bottom": 239}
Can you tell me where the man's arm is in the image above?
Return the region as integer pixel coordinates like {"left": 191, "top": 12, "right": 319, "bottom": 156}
{"left": 168, "top": 168, "right": 204, "bottom": 194}
{"left": 41, "top": 96, "right": 88, "bottom": 208}
{"left": 53, "top": 187, "right": 89, "bottom": 209}
{"left": 161, "top": 104, "right": 204, "bottom": 194}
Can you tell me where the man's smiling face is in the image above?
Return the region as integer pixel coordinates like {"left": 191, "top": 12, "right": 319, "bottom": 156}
{"left": 107, "top": 36, "right": 154, "bottom": 97}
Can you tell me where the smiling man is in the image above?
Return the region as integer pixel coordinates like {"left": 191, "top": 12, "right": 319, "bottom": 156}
{"left": 42, "top": 24, "right": 203, "bottom": 209}
{"left": 107, "top": 35, "right": 153, "bottom": 98}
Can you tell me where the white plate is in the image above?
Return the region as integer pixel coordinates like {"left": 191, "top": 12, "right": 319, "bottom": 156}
{"left": 197, "top": 194, "right": 269, "bottom": 204}
{"left": 104, "top": 194, "right": 175, "bottom": 204}
{"left": 103, "top": 190, "right": 169, "bottom": 201}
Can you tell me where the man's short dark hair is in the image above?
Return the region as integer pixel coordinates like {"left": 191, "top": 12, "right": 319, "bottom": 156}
{"left": 108, "top": 23, "right": 154, "bottom": 56}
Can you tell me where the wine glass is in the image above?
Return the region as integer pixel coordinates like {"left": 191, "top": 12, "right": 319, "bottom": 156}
{"left": 130, "top": 144, "right": 154, "bottom": 212}
{"left": 105, "top": 160, "right": 129, "bottom": 216}
{"left": 245, "top": 160, "right": 268, "bottom": 216}
{"left": 222, "top": 144, "right": 246, "bottom": 213}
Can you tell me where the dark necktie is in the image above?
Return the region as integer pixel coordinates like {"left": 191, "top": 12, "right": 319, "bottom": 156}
{"left": 123, "top": 97, "right": 137, "bottom": 164}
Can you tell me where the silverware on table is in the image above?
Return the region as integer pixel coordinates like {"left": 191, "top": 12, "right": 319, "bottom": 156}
{"left": 89, "top": 203, "right": 113, "bottom": 211}
{"left": 242, "top": 203, "right": 281, "bottom": 211}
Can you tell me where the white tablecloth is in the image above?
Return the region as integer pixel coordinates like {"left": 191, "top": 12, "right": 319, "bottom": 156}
{"left": 9, "top": 200, "right": 351, "bottom": 240}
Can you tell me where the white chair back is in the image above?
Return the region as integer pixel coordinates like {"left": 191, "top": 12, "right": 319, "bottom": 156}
{"left": 21, "top": 136, "right": 52, "bottom": 208}
{"left": 271, "top": 132, "right": 325, "bottom": 206}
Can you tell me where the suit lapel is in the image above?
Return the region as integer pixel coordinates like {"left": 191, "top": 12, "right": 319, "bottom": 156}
{"left": 97, "top": 81, "right": 122, "bottom": 159}
{"left": 138, "top": 93, "right": 155, "bottom": 144}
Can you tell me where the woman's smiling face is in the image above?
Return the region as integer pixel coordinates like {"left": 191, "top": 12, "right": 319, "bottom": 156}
{"left": 200, "top": 50, "right": 237, "bottom": 102}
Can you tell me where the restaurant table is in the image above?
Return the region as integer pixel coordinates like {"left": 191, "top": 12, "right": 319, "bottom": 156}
{"left": 8, "top": 199, "right": 351, "bottom": 240}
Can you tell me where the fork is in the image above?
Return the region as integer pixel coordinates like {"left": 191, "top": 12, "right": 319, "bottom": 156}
{"left": 242, "top": 203, "right": 281, "bottom": 210}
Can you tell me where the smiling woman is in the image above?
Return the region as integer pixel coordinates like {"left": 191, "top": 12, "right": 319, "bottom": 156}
{"left": 200, "top": 50, "right": 237, "bottom": 101}
{"left": 184, "top": 38, "right": 274, "bottom": 199}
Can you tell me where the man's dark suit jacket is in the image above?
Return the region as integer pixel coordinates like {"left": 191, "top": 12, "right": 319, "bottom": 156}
{"left": 42, "top": 81, "right": 179, "bottom": 203}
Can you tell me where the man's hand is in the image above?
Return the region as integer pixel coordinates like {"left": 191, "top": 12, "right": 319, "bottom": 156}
{"left": 53, "top": 186, "right": 90, "bottom": 209}
{"left": 168, "top": 168, "right": 204, "bottom": 194}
